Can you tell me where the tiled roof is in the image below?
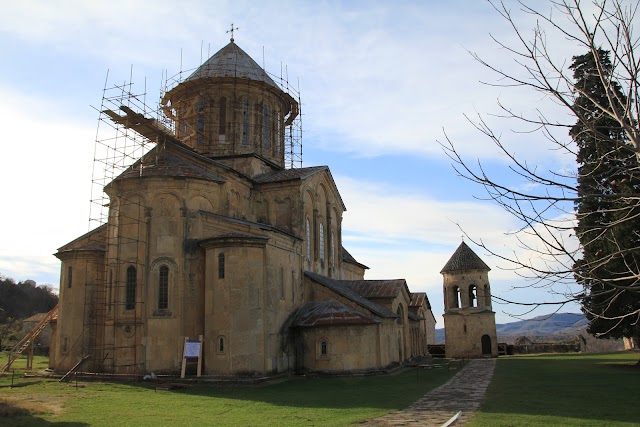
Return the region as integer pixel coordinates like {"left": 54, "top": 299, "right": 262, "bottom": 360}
{"left": 253, "top": 166, "right": 327, "bottom": 184}
{"left": 410, "top": 292, "right": 432, "bottom": 309}
{"left": 186, "top": 41, "right": 278, "bottom": 88}
{"left": 440, "top": 241, "right": 490, "bottom": 273}
{"left": 344, "top": 280, "right": 406, "bottom": 299}
{"left": 116, "top": 150, "right": 225, "bottom": 183}
{"left": 291, "top": 301, "right": 380, "bottom": 327}
{"left": 304, "top": 272, "right": 398, "bottom": 319}
{"left": 408, "top": 312, "right": 424, "bottom": 321}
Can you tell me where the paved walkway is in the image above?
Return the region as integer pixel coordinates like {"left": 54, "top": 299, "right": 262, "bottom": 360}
{"left": 361, "top": 358, "right": 497, "bottom": 427}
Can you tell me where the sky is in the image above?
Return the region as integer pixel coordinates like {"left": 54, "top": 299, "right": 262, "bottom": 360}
{"left": 0, "top": 0, "right": 601, "bottom": 324}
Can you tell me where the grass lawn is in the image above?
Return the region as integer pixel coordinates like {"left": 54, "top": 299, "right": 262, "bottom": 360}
{"left": 0, "top": 355, "right": 455, "bottom": 426}
{"left": 466, "top": 351, "right": 640, "bottom": 427}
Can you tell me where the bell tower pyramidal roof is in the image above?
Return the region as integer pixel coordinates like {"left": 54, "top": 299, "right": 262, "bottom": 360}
{"left": 440, "top": 241, "right": 490, "bottom": 273}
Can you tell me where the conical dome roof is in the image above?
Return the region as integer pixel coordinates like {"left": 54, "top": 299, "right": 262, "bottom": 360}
{"left": 186, "top": 41, "right": 278, "bottom": 88}
{"left": 440, "top": 241, "right": 490, "bottom": 273}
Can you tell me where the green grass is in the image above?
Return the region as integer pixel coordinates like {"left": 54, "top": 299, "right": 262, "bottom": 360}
{"left": 0, "top": 356, "right": 455, "bottom": 426}
{"left": 466, "top": 352, "right": 640, "bottom": 427}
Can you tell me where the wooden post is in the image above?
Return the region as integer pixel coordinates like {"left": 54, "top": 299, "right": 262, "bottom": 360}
{"left": 180, "top": 336, "right": 189, "bottom": 379}
{"left": 27, "top": 342, "right": 33, "bottom": 370}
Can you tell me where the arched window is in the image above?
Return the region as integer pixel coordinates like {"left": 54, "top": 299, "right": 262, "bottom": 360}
{"left": 197, "top": 97, "right": 205, "bottom": 145}
{"left": 158, "top": 266, "right": 169, "bottom": 310}
{"left": 125, "top": 266, "right": 136, "bottom": 310}
{"left": 242, "top": 99, "right": 249, "bottom": 144}
{"left": 306, "top": 217, "right": 311, "bottom": 262}
{"left": 452, "top": 286, "right": 460, "bottom": 308}
{"left": 262, "top": 103, "right": 270, "bottom": 148}
{"left": 67, "top": 266, "right": 72, "bottom": 288}
{"left": 320, "top": 339, "right": 328, "bottom": 356}
{"left": 217, "top": 336, "right": 225, "bottom": 354}
{"left": 319, "top": 222, "right": 325, "bottom": 265}
{"left": 218, "top": 253, "right": 225, "bottom": 279}
{"left": 219, "top": 97, "right": 226, "bottom": 136}
{"left": 469, "top": 285, "right": 478, "bottom": 308}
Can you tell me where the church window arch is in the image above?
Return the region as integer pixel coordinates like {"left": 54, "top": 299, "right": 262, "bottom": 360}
{"left": 451, "top": 286, "right": 460, "bottom": 308}
{"left": 318, "top": 338, "right": 329, "bottom": 358}
{"left": 469, "top": 285, "right": 478, "bottom": 308}
{"left": 262, "top": 103, "right": 270, "bottom": 148}
{"left": 217, "top": 335, "right": 226, "bottom": 354}
{"left": 219, "top": 96, "right": 227, "bottom": 136}
{"left": 306, "top": 217, "right": 311, "bottom": 263}
{"left": 242, "top": 98, "right": 249, "bottom": 144}
{"left": 218, "top": 253, "right": 225, "bottom": 279}
{"left": 158, "top": 266, "right": 169, "bottom": 310}
{"left": 319, "top": 222, "right": 325, "bottom": 266}
{"left": 125, "top": 266, "right": 137, "bottom": 310}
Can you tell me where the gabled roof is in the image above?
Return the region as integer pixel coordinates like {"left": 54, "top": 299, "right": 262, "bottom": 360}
{"left": 345, "top": 280, "right": 408, "bottom": 299}
{"left": 186, "top": 41, "right": 278, "bottom": 89}
{"left": 341, "top": 246, "right": 369, "bottom": 270}
{"left": 304, "top": 272, "right": 397, "bottom": 319}
{"left": 115, "top": 148, "right": 226, "bottom": 183}
{"left": 410, "top": 292, "right": 432, "bottom": 310}
{"left": 56, "top": 224, "right": 107, "bottom": 254}
{"left": 440, "top": 241, "right": 490, "bottom": 273}
{"left": 291, "top": 301, "right": 380, "bottom": 327}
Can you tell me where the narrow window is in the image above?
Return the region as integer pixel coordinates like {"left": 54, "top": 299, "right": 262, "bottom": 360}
{"left": 197, "top": 97, "right": 205, "bottom": 145}
{"left": 242, "top": 99, "right": 249, "bottom": 144}
{"left": 67, "top": 266, "right": 72, "bottom": 288}
{"left": 219, "top": 97, "right": 226, "bottom": 135}
{"left": 218, "top": 253, "right": 225, "bottom": 279}
{"left": 320, "top": 339, "right": 328, "bottom": 356}
{"left": 63, "top": 337, "right": 68, "bottom": 353}
{"left": 125, "top": 266, "right": 136, "bottom": 310}
{"left": 319, "top": 222, "right": 325, "bottom": 264}
{"left": 218, "top": 336, "right": 225, "bottom": 353}
{"left": 158, "top": 266, "right": 169, "bottom": 310}
{"left": 306, "top": 218, "right": 311, "bottom": 262}
{"left": 331, "top": 231, "right": 336, "bottom": 268}
{"left": 262, "top": 103, "right": 269, "bottom": 148}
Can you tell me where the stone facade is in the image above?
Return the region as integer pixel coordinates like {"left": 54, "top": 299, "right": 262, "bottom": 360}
{"left": 50, "top": 40, "right": 436, "bottom": 376}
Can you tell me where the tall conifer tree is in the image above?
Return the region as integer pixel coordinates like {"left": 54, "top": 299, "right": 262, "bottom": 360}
{"left": 571, "top": 49, "right": 640, "bottom": 342}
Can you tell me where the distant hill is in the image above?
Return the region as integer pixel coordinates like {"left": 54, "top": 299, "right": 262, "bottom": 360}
{"left": 435, "top": 312, "right": 588, "bottom": 343}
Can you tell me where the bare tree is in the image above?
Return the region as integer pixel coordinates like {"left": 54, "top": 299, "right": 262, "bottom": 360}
{"left": 441, "top": 0, "right": 640, "bottom": 341}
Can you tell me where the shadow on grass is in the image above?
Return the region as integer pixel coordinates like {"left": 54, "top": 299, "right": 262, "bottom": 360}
{"left": 0, "top": 401, "right": 88, "bottom": 427}
{"left": 154, "top": 368, "right": 456, "bottom": 411}
{"left": 472, "top": 352, "right": 640, "bottom": 426}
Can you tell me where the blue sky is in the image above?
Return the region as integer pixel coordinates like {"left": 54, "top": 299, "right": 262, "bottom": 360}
{"left": 0, "top": 0, "right": 590, "bottom": 324}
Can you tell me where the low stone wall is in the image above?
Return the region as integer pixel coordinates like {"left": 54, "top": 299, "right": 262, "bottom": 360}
{"left": 507, "top": 342, "right": 581, "bottom": 355}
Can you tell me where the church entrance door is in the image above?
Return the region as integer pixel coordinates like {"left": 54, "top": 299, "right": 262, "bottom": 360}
{"left": 481, "top": 334, "right": 491, "bottom": 355}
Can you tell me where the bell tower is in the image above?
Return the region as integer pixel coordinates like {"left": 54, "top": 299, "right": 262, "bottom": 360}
{"left": 441, "top": 241, "right": 497, "bottom": 358}
{"left": 161, "top": 39, "right": 299, "bottom": 177}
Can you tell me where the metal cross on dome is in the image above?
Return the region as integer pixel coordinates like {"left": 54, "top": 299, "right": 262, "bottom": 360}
{"left": 227, "top": 23, "right": 239, "bottom": 42}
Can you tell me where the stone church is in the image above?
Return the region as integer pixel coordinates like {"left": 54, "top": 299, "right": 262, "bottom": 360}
{"left": 50, "top": 39, "right": 437, "bottom": 376}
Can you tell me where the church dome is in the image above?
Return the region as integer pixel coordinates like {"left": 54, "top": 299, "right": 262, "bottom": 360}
{"left": 440, "top": 241, "right": 490, "bottom": 273}
{"left": 186, "top": 41, "right": 278, "bottom": 89}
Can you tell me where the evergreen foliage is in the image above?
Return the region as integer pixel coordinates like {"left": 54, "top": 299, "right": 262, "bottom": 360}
{"left": 570, "top": 49, "right": 640, "bottom": 340}
{"left": 0, "top": 274, "right": 58, "bottom": 323}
